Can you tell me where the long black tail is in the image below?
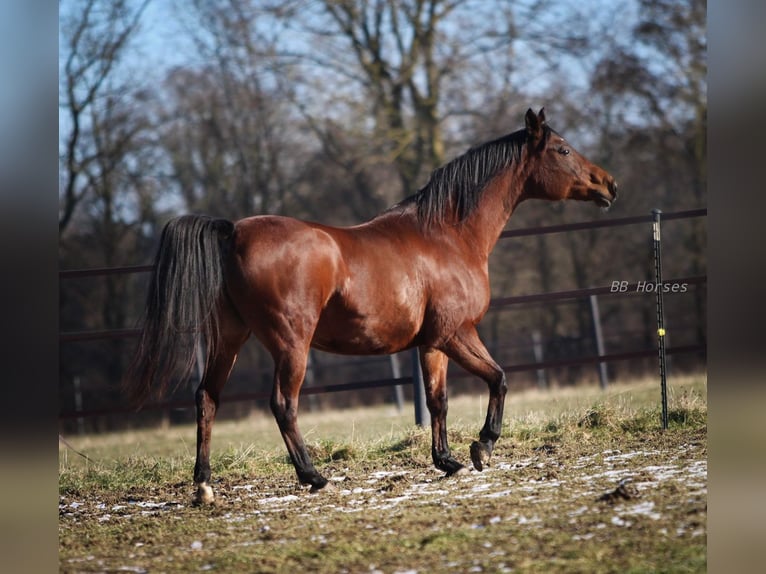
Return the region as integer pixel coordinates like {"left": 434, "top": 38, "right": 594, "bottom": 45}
{"left": 124, "top": 215, "right": 235, "bottom": 406}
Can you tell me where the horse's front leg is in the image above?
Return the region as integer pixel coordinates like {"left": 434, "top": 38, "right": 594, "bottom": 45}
{"left": 443, "top": 325, "right": 507, "bottom": 471}
{"left": 419, "top": 347, "right": 467, "bottom": 476}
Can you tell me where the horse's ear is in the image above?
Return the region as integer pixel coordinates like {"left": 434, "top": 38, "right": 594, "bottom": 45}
{"left": 525, "top": 108, "right": 544, "bottom": 147}
{"left": 538, "top": 107, "right": 546, "bottom": 126}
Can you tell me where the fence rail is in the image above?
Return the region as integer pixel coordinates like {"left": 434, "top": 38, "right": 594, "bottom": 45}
{"left": 59, "top": 207, "right": 707, "bottom": 423}
{"left": 498, "top": 207, "right": 706, "bottom": 239}
{"left": 59, "top": 264, "right": 154, "bottom": 280}
{"left": 58, "top": 344, "right": 705, "bottom": 420}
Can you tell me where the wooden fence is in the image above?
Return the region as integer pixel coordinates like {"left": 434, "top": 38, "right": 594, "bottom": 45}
{"left": 59, "top": 208, "right": 707, "bottom": 424}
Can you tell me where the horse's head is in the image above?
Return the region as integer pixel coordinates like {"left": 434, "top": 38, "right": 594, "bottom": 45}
{"left": 523, "top": 108, "right": 617, "bottom": 208}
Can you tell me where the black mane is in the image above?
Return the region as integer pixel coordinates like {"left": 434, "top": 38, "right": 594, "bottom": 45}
{"left": 399, "top": 127, "right": 544, "bottom": 226}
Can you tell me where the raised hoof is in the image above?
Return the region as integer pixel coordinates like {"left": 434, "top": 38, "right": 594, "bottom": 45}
{"left": 194, "top": 482, "right": 215, "bottom": 505}
{"left": 470, "top": 441, "right": 492, "bottom": 472}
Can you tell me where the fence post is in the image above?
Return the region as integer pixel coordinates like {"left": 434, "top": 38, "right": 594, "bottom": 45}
{"left": 652, "top": 209, "right": 669, "bottom": 430}
{"left": 305, "top": 351, "right": 319, "bottom": 412}
{"left": 589, "top": 295, "right": 609, "bottom": 389}
{"left": 73, "top": 376, "right": 85, "bottom": 435}
{"left": 531, "top": 330, "right": 547, "bottom": 389}
{"left": 411, "top": 348, "right": 430, "bottom": 427}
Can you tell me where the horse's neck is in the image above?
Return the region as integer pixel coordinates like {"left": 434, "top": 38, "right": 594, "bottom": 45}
{"left": 460, "top": 170, "right": 526, "bottom": 257}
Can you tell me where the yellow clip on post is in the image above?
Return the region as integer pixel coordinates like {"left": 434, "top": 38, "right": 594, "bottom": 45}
{"left": 657, "top": 328, "right": 666, "bottom": 337}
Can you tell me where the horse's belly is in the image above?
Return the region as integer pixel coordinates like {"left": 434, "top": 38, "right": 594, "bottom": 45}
{"left": 311, "top": 294, "right": 422, "bottom": 355}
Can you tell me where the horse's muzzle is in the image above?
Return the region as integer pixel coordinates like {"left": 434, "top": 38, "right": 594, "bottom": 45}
{"left": 608, "top": 179, "right": 618, "bottom": 202}
{"left": 591, "top": 179, "right": 617, "bottom": 209}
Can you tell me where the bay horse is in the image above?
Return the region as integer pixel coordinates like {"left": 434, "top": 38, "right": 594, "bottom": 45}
{"left": 126, "top": 109, "right": 617, "bottom": 504}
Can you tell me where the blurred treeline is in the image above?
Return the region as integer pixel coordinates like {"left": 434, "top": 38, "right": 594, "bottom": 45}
{"left": 59, "top": 0, "right": 706, "bottom": 432}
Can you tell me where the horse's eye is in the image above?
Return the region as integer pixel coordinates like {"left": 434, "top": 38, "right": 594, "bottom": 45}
{"left": 558, "top": 147, "right": 570, "bottom": 156}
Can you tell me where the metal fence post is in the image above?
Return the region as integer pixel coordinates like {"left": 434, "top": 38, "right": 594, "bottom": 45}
{"left": 652, "top": 209, "right": 669, "bottom": 430}
{"left": 305, "top": 350, "right": 319, "bottom": 412}
{"left": 73, "top": 376, "right": 85, "bottom": 435}
{"left": 589, "top": 294, "right": 609, "bottom": 389}
{"left": 411, "top": 347, "right": 430, "bottom": 427}
{"left": 531, "top": 330, "right": 547, "bottom": 389}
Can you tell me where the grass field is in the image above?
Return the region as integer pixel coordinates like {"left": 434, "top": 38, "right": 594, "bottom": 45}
{"left": 59, "top": 374, "right": 707, "bottom": 573}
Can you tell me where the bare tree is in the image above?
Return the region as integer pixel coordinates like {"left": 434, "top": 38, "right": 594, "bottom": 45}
{"left": 336, "top": 1, "right": 507, "bottom": 188}
{"left": 59, "top": 0, "right": 151, "bottom": 235}
{"left": 59, "top": 0, "right": 173, "bottom": 420}
{"left": 154, "top": 0, "right": 306, "bottom": 219}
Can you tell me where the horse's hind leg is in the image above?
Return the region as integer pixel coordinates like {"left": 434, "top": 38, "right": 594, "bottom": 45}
{"left": 193, "top": 315, "right": 249, "bottom": 504}
{"left": 443, "top": 324, "right": 507, "bottom": 471}
{"left": 270, "top": 348, "right": 328, "bottom": 491}
{"left": 419, "top": 347, "right": 467, "bottom": 476}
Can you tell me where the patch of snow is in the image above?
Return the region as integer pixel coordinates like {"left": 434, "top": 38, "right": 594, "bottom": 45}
{"left": 258, "top": 494, "right": 300, "bottom": 505}
{"left": 621, "top": 500, "right": 662, "bottom": 521}
{"left": 611, "top": 515, "right": 632, "bottom": 527}
{"left": 131, "top": 501, "right": 174, "bottom": 509}
{"left": 484, "top": 489, "right": 513, "bottom": 499}
{"left": 495, "top": 459, "right": 535, "bottom": 471}
{"left": 572, "top": 533, "right": 595, "bottom": 541}
{"left": 370, "top": 470, "right": 410, "bottom": 480}
{"left": 231, "top": 484, "right": 255, "bottom": 491}
{"left": 602, "top": 450, "right": 660, "bottom": 462}
{"left": 517, "top": 515, "right": 542, "bottom": 525}
{"left": 470, "top": 483, "right": 494, "bottom": 493}
{"left": 569, "top": 505, "right": 590, "bottom": 517}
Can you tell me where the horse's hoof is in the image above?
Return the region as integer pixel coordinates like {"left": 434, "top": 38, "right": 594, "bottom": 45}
{"left": 453, "top": 466, "right": 470, "bottom": 477}
{"left": 194, "top": 482, "right": 215, "bottom": 505}
{"left": 442, "top": 460, "right": 468, "bottom": 477}
{"left": 309, "top": 480, "right": 335, "bottom": 494}
{"left": 470, "top": 441, "right": 492, "bottom": 472}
